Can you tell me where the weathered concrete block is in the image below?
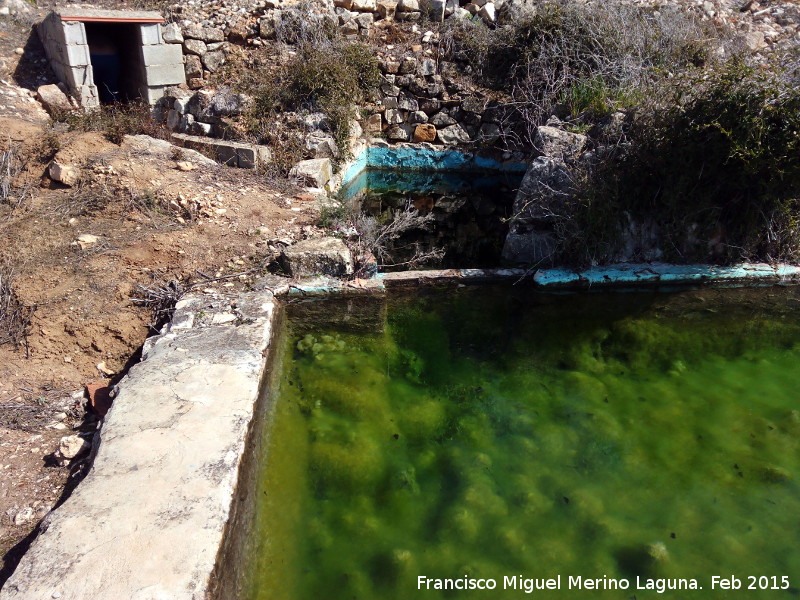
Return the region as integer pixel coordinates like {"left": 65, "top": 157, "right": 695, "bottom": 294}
{"left": 62, "top": 21, "right": 86, "bottom": 45}
{"left": 236, "top": 146, "right": 257, "bottom": 169}
{"left": 64, "top": 64, "right": 93, "bottom": 88}
{"left": 65, "top": 44, "right": 90, "bottom": 65}
{"left": 139, "top": 23, "right": 162, "bottom": 45}
{"left": 142, "top": 43, "right": 183, "bottom": 67}
{"left": 216, "top": 143, "right": 238, "bottom": 166}
{"left": 76, "top": 84, "right": 98, "bottom": 108}
{"left": 145, "top": 63, "right": 186, "bottom": 86}
{"left": 0, "top": 289, "right": 278, "bottom": 600}
{"left": 142, "top": 85, "right": 170, "bottom": 104}
{"left": 281, "top": 237, "right": 354, "bottom": 278}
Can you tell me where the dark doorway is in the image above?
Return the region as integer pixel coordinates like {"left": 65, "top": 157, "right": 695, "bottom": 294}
{"left": 84, "top": 22, "right": 143, "bottom": 103}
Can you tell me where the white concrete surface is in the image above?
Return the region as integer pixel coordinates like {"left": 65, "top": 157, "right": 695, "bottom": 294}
{"left": 0, "top": 292, "right": 278, "bottom": 600}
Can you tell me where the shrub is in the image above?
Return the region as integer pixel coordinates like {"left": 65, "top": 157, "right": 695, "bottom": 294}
{"left": 556, "top": 58, "right": 800, "bottom": 265}
{"left": 57, "top": 102, "right": 167, "bottom": 145}
{"left": 442, "top": 2, "right": 712, "bottom": 126}
{"left": 245, "top": 41, "right": 380, "bottom": 158}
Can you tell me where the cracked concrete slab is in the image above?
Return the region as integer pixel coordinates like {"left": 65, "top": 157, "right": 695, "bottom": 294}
{"left": 0, "top": 291, "right": 277, "bottom": 600}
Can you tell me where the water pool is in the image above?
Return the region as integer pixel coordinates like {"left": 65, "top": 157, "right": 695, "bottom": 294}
{"left": 240, "top": 286, "right": 800, "bottom": 599}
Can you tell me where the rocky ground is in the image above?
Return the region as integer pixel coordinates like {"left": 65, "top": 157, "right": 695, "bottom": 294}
{"left": 0, "top": 0, "right": 798, "bottom": 590}
{"left": 0, "top": 9, "right": 320, "bottom": 581}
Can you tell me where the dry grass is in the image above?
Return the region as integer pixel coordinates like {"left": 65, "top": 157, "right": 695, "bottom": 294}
{"left": 0, "top": 261, "right": 34, "bottom": 350}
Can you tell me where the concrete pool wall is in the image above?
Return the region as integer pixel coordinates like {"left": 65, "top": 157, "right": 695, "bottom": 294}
{"left": 3, "top": 262, "right": 800, "bottom": 599}
{"left": 332, "top": 142, "right": 528, "bottom": 198}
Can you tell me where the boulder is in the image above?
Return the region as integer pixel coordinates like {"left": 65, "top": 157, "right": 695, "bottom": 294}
{"left": 356, "top": 12, "right": 374, "bottom": 27}
{"left": 397, "top": 94, "right": 419, "bottom": 111}
{"left": 437, "top": 123, "right": 471, "bottom": 145}
{"left": 534, "top": 125, "right": 587, "bottom": 160}
{"left": 36, "top": 84, "right": 73, "bottom": 116}
{"left": 417, "top": 58, "right": 436, "bottom": 76}
{"left": 387, "top": 125, "right": 411, "bottom": 141}
{"left": 501, "top": 225, "right": 556, "bottom": 265}
{"left": 477, "top": 122, "right": 501, "bottom": 145}
{"left": 183, "top": 39, "right": 207, "bottom": 56}
{"left": 258, "top": 16, "right": 276, "bottom": 38}
{"left": 305, "top": 132, "right": 339, "bottom": 158}
{"left": 281, "top": 237, "right": 354, "bottom": 278}
{"left": 289, "top": 158, "right": 333, "bottom": 188}
{"left": 364, "top": 113, "right": 382, "bottom": 133}
{"left": 413, "top": 123, "right": 436, "bottom": 142}
{"left": 479, "top": 1, "right": 496, "bottom": 23}
{"left": 398, "top": 0, "right": 419, "bottom": 10}
{"left": 184, "top": 55, "right": 203, "bottom": 79}
{"left": 56, "top": 434, "right": 91, "bottom": 462}
{"left": 430, "top": 111, "right": 456, "bottom": 126}
{"left": 202, "top": 51, "right": 225, "bottom": 72}
{"left": 185, "top": 25, "right": 224, "bottom": 43}
{"left": 512, "top": 157, "right": 575, "bottom": 222}
{"left": 399, "top": 57, "right": 418, "bottom": 74}
{"left": 162, "top": 23, "right": 183, "bottom": 43}
{"left": 352, "top": 0, "right": 376, "bottom": 9}
{"left": 48, "top": 161, "right": 80, "bottom": 187}
{"left": 377, "top": 0, "right": 398, "bottom": 19}
{"left": 385, "top": 108, "right": 403, "bottom": 124}
{"left": 461, "top": 96, "right": 487, "bottom": 114}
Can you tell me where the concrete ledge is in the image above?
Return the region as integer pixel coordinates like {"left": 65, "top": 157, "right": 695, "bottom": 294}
{"left": 0, "top": 292, "right": 278, "bottom": 600}
{"left": 171, "top": 133, "right": 270, "bottom": 169}
{"left": 533, "top": 262, "right": 800, "bottom": 288}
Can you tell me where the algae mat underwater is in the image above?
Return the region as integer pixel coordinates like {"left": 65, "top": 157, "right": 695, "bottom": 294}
{"left": 243, "top": 286, "right": 800, "bottom": 599}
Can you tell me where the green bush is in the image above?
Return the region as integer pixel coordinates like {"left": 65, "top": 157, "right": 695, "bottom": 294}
{"left": 561, "top": 58, "right": 800, "bottom": 264}
{"left": 442, "top": 2, "right": 711, "bottom": 125}
{"left": 245, "top": 41, "right": 380, "bottom": 160}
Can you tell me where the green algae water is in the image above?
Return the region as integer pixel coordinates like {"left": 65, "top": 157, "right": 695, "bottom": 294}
{"left": 242, "top": 286, "right": 800, "bottom": 599}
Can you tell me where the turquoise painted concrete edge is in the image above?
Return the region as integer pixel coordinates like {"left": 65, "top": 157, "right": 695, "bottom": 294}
{"left": 339, "top": 144, "right": 528, "bottom": 191}
{"left": 532, "top": 262, "right": 800, "bottom": 287}
{"left": 285, "top": 263, "right": 800, "bottom": 296}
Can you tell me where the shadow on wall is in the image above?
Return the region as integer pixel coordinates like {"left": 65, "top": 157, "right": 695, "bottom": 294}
{"left": 12, "top": 27, "right": 59, "bottom": 92}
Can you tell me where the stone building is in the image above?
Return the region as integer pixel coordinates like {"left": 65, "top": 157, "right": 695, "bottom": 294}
{"left": 37, "top": 8, "right": 186, "bottom": 108}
